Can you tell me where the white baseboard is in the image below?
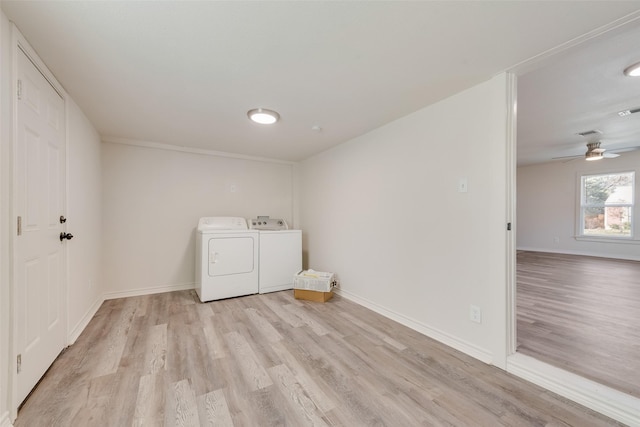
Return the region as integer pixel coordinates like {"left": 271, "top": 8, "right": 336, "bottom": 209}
{"left": 507, "top": 353, "right": 640, "bottom": 426}
{"left": 67, "top": 296, "right": 104, "bottom": 345}
{"left": 103, "top": 282, "right": 195, "bottom": 300}
{"left": 69, "top": 283, "right": 195, "bottom": 344}
{"left": 335, "top": 287, "right": 640, "bottom": 425}
{"left": 517, "top": 246, "right": 640, "bottom": 261}
{"left": 0, "top": 410, "right": 13, "bottom": 427}
{"left": 334, "top": 288, "right": 494, "bottom": 365}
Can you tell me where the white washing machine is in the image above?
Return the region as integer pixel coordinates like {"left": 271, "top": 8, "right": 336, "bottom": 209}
{"left": 249, "top": 216, "right": 302, "bottom": 294}
{"left": 195, "top": 217, "right": 259, "bottom": 302}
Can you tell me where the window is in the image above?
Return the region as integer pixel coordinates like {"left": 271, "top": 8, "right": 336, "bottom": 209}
{"left": 580, "top": 171, "right": 634, "bottom": 238}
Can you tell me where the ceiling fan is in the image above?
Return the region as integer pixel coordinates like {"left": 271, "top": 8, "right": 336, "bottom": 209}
{"left": 552, "top": 141, "right": 639, "bottom": 162}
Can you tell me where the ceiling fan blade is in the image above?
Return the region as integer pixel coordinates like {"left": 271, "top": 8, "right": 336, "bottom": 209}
{"left": 551, "top": 154, "right": 581, "bottom": 160}
{"left": 609, "top": 146, "right": 640, "bottom": 154}
{"left": 550, "top": 145, "right": 640, "bottom": 162}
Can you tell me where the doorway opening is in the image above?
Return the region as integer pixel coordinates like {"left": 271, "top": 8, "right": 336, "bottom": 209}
{"left": 506, "top": 17, "right": 640, "bottom": 424}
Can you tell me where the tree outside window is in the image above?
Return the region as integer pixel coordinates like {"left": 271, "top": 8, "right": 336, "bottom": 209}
{"left": 580, "top": 172, "right": 634, "bottom": 237}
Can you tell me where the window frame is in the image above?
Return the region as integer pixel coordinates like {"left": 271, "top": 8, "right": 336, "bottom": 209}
{"left": 577, "top": 170, "right": 635, "bottom": 240}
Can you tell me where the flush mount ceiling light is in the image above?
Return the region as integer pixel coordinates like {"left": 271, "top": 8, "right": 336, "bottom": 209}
{"left": 623, "top": 61, "right": 640, "bottom": 77}
{"left": 247, "top": 108, "right": 280, "bottom": 125}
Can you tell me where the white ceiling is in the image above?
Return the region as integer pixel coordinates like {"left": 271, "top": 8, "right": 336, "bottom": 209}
{"left": 2, "top": 1, "right": 640, "bottom": 162}
{"left": 517, "top": 21, "right": 640, "bottom": 166}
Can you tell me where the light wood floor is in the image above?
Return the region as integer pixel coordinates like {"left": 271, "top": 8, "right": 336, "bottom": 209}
{"left": 517, "top": 251, "right": 640, "bottom": 398}
{"left": 16, "top": 289, "right": 621, "bottom": 426}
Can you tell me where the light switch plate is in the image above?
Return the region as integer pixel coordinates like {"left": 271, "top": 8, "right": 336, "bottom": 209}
{"left": 458, "top": 177, "right": 468, "bottom": 193}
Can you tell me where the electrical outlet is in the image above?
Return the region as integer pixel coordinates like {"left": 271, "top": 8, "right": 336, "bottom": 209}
{"left": 469, "top": 305, "right": 482, "bottom": 324}
{"left": 553, "top": 236, "right": 560, "bottom": 244}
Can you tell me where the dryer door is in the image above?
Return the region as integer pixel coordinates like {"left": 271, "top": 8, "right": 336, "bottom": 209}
{"left": 208, "top": 236, "right": 255, "bottom": 277}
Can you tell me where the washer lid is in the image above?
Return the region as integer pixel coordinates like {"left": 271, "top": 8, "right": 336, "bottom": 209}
{"left": 198, "top": 217, "right": 248, "bottom": 231}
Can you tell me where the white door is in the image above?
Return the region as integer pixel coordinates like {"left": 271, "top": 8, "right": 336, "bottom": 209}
{"left": 14, "top": 47, "right": 67, "bottom": 404}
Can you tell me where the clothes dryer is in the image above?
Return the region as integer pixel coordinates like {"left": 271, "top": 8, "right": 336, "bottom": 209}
{"left": 195, "top": 217, "right": 259, "bottom": 302}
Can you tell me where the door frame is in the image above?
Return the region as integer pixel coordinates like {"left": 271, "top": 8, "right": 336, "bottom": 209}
{"left": 504, "top": 72, "right": 517, "bottom": 356}
{"left": 9, "top": 24, "right": 69, "bottom": 420}
{"left": 503, "top": 14, "right": 640, "bottom": 425}
{"left": 504, "top": 14, "right": 640, "bottom": 359}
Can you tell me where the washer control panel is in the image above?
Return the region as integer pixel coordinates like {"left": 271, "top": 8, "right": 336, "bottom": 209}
{"left": 250, "top": 216, "right": 288, "bottom": 230}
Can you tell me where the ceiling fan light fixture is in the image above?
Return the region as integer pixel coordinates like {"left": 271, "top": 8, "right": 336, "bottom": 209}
{"left": 584, "top": 141, "right": 605, "bottom": 161}
{"left": 585, "top": 151, "right": 604, "bottom": 161}
{"left": 624, "top": 61, "right": 640, "bottom": 77}
{"left": 247, "top": 108, "right": 280, "bottom": 125}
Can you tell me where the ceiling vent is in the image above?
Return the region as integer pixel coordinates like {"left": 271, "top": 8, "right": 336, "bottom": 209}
{"left": 576, "top": 129, "right": 603, "bottom": 137}
{"left": 618, "top": 107, "right": 640, "bottom": 117}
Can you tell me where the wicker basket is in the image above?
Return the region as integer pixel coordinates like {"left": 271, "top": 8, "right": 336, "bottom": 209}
{"left": 293, "top": 270, "right": 336, "bottom": 292}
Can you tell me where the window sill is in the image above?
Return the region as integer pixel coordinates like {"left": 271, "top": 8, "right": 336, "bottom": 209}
{"left": 574, "top": 235, "right": 640, "bottom": 245}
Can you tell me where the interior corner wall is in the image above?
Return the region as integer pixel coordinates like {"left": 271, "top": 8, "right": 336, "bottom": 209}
{"left": 67, "top": 98, "right": 103, "bottom": 343}
{"left": 101, "top": 142, "right": 294, "bottom": 297}
{"left": 298, "top": 74, "right": 510, "bottom": 367}
{"left": 517, "top": 150, "right": 640, "bottom": 260}
{"left": 0, "top": 10, "right": 12, "bottom": 427}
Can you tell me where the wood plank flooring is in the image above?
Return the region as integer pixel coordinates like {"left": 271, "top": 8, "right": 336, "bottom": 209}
{"left": 517, "top": 251, "right": 640, "bottom": 398}
{"left": 16, "top": 289, "right": 622, "bottom": 426}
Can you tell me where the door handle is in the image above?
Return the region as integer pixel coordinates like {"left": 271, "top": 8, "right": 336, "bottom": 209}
{"left": 60, "top": 232, "right": 73, "bottom": 242}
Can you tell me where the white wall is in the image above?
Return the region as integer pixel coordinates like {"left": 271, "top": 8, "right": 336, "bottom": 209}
{"left": 517, "top": 150, "right": 640, "bottom": 260}
{"left": 67, "top": 99, "right": 103, "bottom": 342}
{"left": 299, "top": 74, "right": 510, "bottom": 367}
{"left": 101, "top": 142, "right": 294, "bottom": 297}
